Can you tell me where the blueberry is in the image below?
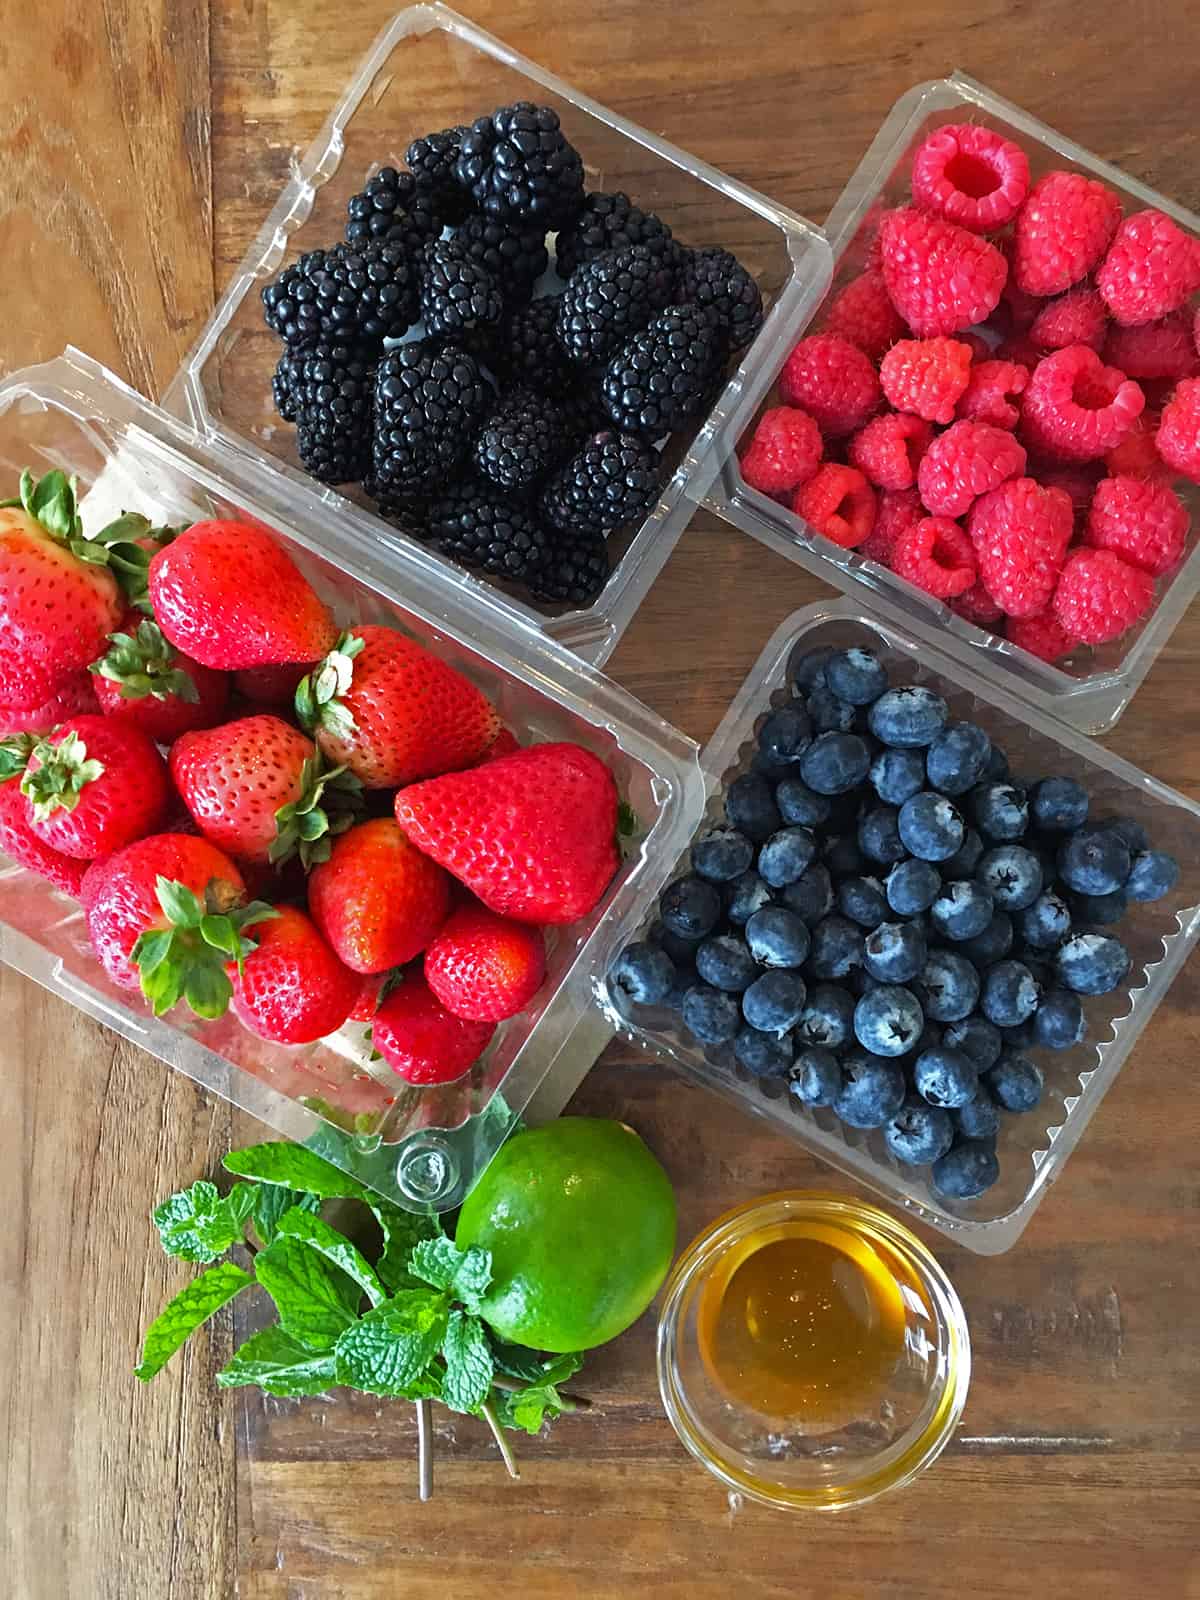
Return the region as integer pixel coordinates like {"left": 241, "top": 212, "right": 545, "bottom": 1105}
{"left": 742, "top": 969, "right": 807, "bottom": 1034}
{"left": 725, "top": 772, "right": 782, "bottom": 843}
{"left": 942, "top": 1015, "right": 1003, "bottom": 1071}
{"left": 913, "top": 1045, "right": 979, "bottom": 1108}
{"left": 920, "top": 950, "right": 981, "bottom": 1022}
{"left": 985, "top": 1051, "right": 1043, "bottom": 1113}
{"left": 796, "top": 982, "right": 855, "bottom": 1048}
{"left": 782, "top": 863, "right": 835, "bottom": 924}
{"left": 660, "top": 874, "right": 722, "bottom": 940}
{"left": 790, "top": 644, "right": 838, "bottom": 696}
{"left": 758, "top": 703, "right": 813, "bottom": 766}
{"left": 980, "top": 959, "right": 1040, "bottom": 1027}
{"left": 870, "top": 746, "right": 927, "bottom": 806}
{"left": 825, "top": 647, "right": 888, "bottom": 706}
{"left": 788, "top": 1046, "right": 843, "bottom": 1107}
{"left": 681, "top": 984, "right": 741, "bottom": 1044}
{"left": 758, "top": 826, "right": 818, "bottom": 888}
{"left": 884, "top": 1096, "right": 954, "bottom": 1165}
{"left": 1029, "top": 776, "right": 1089, "bottom": 833}
{"left": 856, "top": 805, "right": 905, "bottom": 867}
{"left": 824, "top": 833, "right": 865, "bottom": 878}
{"left": 834, "top": 1052, "right": 907, "bottom": 1128}
{"left": 969, "top": 782, "right": 1028, "bottom": 841}
{"left": 734, "top": 1025, "right": 794, "bottom": 1077}
{"left": 1055, "top": 933, "right": 1131, "bottom": 996}
{"left": 978, "top": 845, "right": 1043, "bottom": 911}
{"left": 930, "top": 880, "right": 994, "bottom": 941}
{"left": 725, "top": 870, "right": 774, "bottom": 926}
{"left": 806, "top": 685, "right": 857, "bottom": 734}
{"left": 745, "top": 906, "right": 811, "bottom": 969}
{"left": 942, "top": 826, "right": 984, "bottom": 878}
{"left": 926, "top": 722, "right": 992, "bottom": 797}
{"left": 695, "top": 934, "right": 758, "bottom": 993}
{"left": 853, "top": 983, "right": 925, "bottom": 1057}
{"left": 1068, "top": 888, "right": 1128, "bottom": 926}
{"left": 898, "top": 792, "right": 965, "bottom": 861}
{"left": 776, "top": 777, "right": 832, "bottom": 827}
{"left": 953, "top": 1093, "right": 1000, "bottom": 1141}
{"left": 868, "top": 685, "right": 949, "bottom": 748}
{"left": 1033, "top": 988, "right": 1086, "bottom": 1050}
{"left": 751, "top": 751, "right": 796, "bottom": 783}
{"left": 849, "top": 966, "right": 883, "bottom": 998}
{"left": 609, "top": 942, "right": 676, "bottom": 1006}
{"left": 1018, "top": 890, "right": 1072, "bottom": 949}
{"left": 808, "top": 914, "right": 864, "bottom": 979}
{"left": 799, "top": 731, "right": 871, "bottom": 795}
{"left": 663, "top": 963, "right": 697, "bottom": 1011}
{"left": 653, "top": 922, "right": 704, "bottom": 966}
{"left": 837, "top": 875, "right": 889, "bottom": 928}
{"left": 1127, "top": 849, "right": 1180, "bottom": 903}
{"left": 1058, "top": 827, "right": 1131, "bottom": 896}
{"left": 932, "top": 1139, "right": 1000, "bottom": 1199}
{"left": 691, "top": 826, "right": 755, "bottom": 883}
{"left": 885, "top": 858, "right": 941, "bottom": 916}
{"left": 863, "top": 921, "right": 927, "bottom": 984}
{"left": 1099, "top": 815, "right": 1149, "bottom": 856}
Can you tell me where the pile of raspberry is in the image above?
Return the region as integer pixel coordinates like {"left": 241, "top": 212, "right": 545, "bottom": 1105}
{"left": 739, "top": 120, "right": 1200, "bottom": 663}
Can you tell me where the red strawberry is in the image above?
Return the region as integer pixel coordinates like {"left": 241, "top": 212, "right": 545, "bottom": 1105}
{"left": 228, "top": 905, "right": 360, "bottom": 1044}
{"left": 0, "top": 670, "right": 98, "bottom": 737}
{"left": 307, "top": 817, "right": 451, "bottom": 974}
{"left": 170, "top": 713, "right": 362, "bottom": 868}
{"left": 0, "top": 779, "right": 87, "bottom": 897}
{"left": 148, "top": 520, "right": 338, "bottom": 670}
{"left": 1, "top": 714, "right": 170, "bottom": 861}
{"left": 424, "top": 905, "right": 546, "bottom": 1022}
{"left": 395, "top": 742, "right": 619, "bottom": 925}
{"left": 478, "top": 726, "right": 521, "bottom": 764}
{"left": 296, "top": 626, "right": 501, "bottom": 789}
{"left": 91, "top": 611, "right": 228, "bottom": 742}
{"left": 371, "top": 972, "right": 495, "bottom": 1085}
{"left": 233, "top": 661, "right": 310, "bottom": 708}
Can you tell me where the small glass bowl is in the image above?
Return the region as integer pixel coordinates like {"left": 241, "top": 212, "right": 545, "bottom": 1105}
{"left": 657, "top": 1192, "right": 971, "bottom": 1511}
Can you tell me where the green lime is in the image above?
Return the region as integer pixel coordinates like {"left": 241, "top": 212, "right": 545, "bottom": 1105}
{"left": 455, "top": 1117, "right": 677, "bottom": 1354}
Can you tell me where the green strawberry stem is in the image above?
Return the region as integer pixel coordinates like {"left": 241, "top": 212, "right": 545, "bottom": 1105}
{"left": 0, "top": 734, "right": 37, "bottom": 782}
{"left": 19, "top": 730, "right": 103, "bottom": 821}
{"left": 90, "top": 617, "right": 199, "bottom": 703}
{"left": 132, "top": 877, "right": 279, "bottom": 1019}
{"left": 270, "top": 752, "right": 364, "bottom": 870}
{"left": 294, "top": 632, "right": 365, "bottom": 742}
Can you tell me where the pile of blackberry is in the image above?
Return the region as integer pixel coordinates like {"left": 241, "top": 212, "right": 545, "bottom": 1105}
{"left": 610, "top": 644, "right": 1181, "bottom": 1202}
{"left": 261, "top": 99, "right": 765, "bottom": 608}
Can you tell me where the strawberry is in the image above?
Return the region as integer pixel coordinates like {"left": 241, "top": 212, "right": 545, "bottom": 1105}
{"left": 0, "top": 714, "right": 170, "bottom": 861}
{"left": 424, "top": 904, "right": 546, "bottom": 1022}
{"left": 0, "top": 779, "right": 87, "bottom": 897}
{"left": 371, "top": 972, "right": 495, "bottom": 1085}
{"left": 170, "top": 713, "right": 362, "bottom": 869}
{"left": 148, "top": 519, "right": 338, "bottom": 670}
{"left": 233, "top": 661, "right": 310, "bottom": 709}
{"left": 477, "top": 726, "right": 521, "bottom": 764}
{"left": 307, "top": 818, "right": 451, "bottom": 974}
{"left": 394, "top": 741, "right": 619, "bottom": 925}
{"left": 228, "top": 905, "right": 360, "bottom": 1045}
{"left": 91, "top": 611, "right": 229, "bottom": 742}
{"left": 296, "top": 626, "right": 500, "bottom": 789}
{"left": 0, "top": 670, "right": 98, "bottom": 737}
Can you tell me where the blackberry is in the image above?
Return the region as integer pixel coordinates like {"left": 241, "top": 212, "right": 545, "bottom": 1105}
{"left": 404, "top": 125, "right": 473, "bottom": 226}
{"left": 271, "top": 345, "right": 307, "bottom": 421}
{"left": 555, "top": 244, "right": 678, "bottom": 368}
{"left": 456, "top": 214, "right": 548, "bottom": 305}
{"left": 455, "top": 102, "right": 584, "bottom": 227}
{"left": 428, "top": 482, "right": 552, "bottom": 581}
{"left": 372, "top": 341, "right": 488, "bottom": 495}
{"left": 362, "top": 478, "right": 430, "bottom": 541}
{"left": 677, "top": 246, "right": 764, "bottom": 351}
{"left": 261, "top": 241, "right": 418, "bottom": 346}
{"left": 472, "top": 388, "right": 576, "bottom": 497}
{"left": 419, "top": 239, "right": 504, "bottom": 342}
{"left": 292, "top": 342, "right": 377, "bottom": 484}
{"left": 600, "top": 304, "right": 724, "bottom": 437}
{"left": 555, "top": 189, "right": 674, "bottom": 280}
{"left": 528, "top": 527, "right": 610, "bottom": 604}
{"left": 494, "top": 296, "right": 574, "bottom": 393}
{"left": 262, "top": 249, "right": 331, "bottom": 345}
{"left": 540, "top": 430, "right": 661, "bottom": 537}
{"left": 344, "top": 166, "right": 441, "bottom": 252}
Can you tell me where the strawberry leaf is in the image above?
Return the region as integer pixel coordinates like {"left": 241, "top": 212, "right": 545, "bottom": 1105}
{"left": 270, "top": 754, "right": 363, "bottom": 870}
{"left": 19, "top": 731, "right": 104, "bottom": 821}
{"left": 90, "top": 619, "right": 200, "bottom": 703}
{"left": 294, "top": 632, "right": 363, "bottom": 742}
{"left": 132, "top": 881, "right": 278, "bottom": 1019}
{"left": 184, "top": 964, "right": 233, "bottom": 1020}
{"left": 25, "top": 469, "right": 82, "bottom": 541}
{"left": 0, "top": 735, "right": 35, "bottom": 781}
{"left": 156, "top": 877, "right": 203, "bottom": 929}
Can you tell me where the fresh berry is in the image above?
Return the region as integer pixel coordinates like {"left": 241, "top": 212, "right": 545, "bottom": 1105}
{"left": 955, "top": 359, "right": 1029, "bottom": 429}
{"left": 960, "top": 910, "right": 1014, "bottom": 969}
{"left": 307, "top": 817, "right": 451, "bottom": 973}
{"left": 919, "top": 949, "right": 980, "bottom": 1022}
{"left": 778, "top": 334, "right": 882, "bottom": 438}
{"left": 858, "top": 806, "right": 906, "bottom": 865}
{"left": 540, "top": 430, "right": 661, "bottom": 538}
{"left": 690, "top": 826, "right": 755, "bottom": 884}
{"left": 1083, "top": 473, "right": 1188, "bottom": 576}
{"left": 1054, "top": 931, "right": 1131, "bottom": 995}
{"left": 793, "top": 464, "right": 876, "bottom": 549}
{"left": 862, "top": 920, "right": 926, "bottom": 984}
{"left": 90, "top": 614, "right": 228, "bottom": 741}
{"left": 868, "top": 684, "right": 948, "bottom": 748}
{"left": 805, "top": 685, "right": 856, "bottom": 733}
{"left": 758, "top": 827, "right": 819, "bottom": 888}
{"left": 227, "top": 905, "right": 359, "bottom": 1045}
{"left": 1005, "top": 609, "right": 1079, "bottom": 663}
{"left": 978, "top": 844, "right": 1043, "bottom": 910}
{"left": 795, "top": 983, "right": 854, "bottom": 1048}
{"left": 968, "top": 477, "right": 1073, "bottom": 617}
{"left": 0, "top": 671, "right": 98, "bottom": 738}
{"left": 734, "top": 1026, "right": 794, "bottom": 1077}
{"left": 456, "top": 103, "right": 584, "bottom": 227}
{"left": 1012, "top": 171, "right": 1123, "bottom": 297}
{"left": 494, "top": 296, "right": 574, "bottom": 393}
{"left": 1028, "top": 776, "right": 1088, "bottom": 833}
{"left": 926, "top": 722, "right": 991, "bottom": 797}
{"left": 878, "top": 207, "right": 1007, "bottom": 337}
{"left": 344, "top": 165, "right": 442, "bottom": 250}
{"left": 1105, "top": 410, "right": 1168, "bottom": 480}
{"left": 0, "top": 777, "right": 87, "bottom": 896}
{"left": 742, "top": 969, "right": 807, "bottom": 1035}
{"left": 405, "top": 126, "right": 473, "bottom": 225}
{"left": 910, "top": 123, "right": 1029, "bottom": 231}
{"left": 1032, "top": 988, "right": 1086, "bottom": 1050}
{"left": 798, "top": 731, "right": 872, "bottom": 795}
{"left": 822, "top": 270, "right": 906, "bottom": 359}
{"left": 429, "top": 483, "right": 552, "bottom": 583}
{"left": 232, "top": 661, "right": 309, "bottom": 709}
{"left": 808, "top": 914, "right": 865, "bottom": 979}
{"left": 1028, "top": 287, "right": 1108, "bottom": 353}
{"left": 1057, "top": 825, "right": 1131, "bottom": 896}
{"left": 759, "top": 704, "right": 815, "bottom": 766}
{"left": 292, "top": 341, "right": 377, "bottom": 484}
{"left": 678, "top": 246, "right": 763, "bottom": 351}
{"left": 930, "top": 879, "right": 994, "bottom": 942}
{"left": 931, "top": 1138, "right": 999, "bottom": 1198}
{"left": 1018, "top": 889, "right": 1072, "bottom": 949}
{"left": 943, "top": 1015, "right": 1003, "bottom": 1073}
{"left": 1020, "top": 345, "right": 1145, "bottom": 463}
{"left": 892, "top": 516, "right": 976, "bottom": 599}
{"left": 1124, "top": 847, "right": 1178, "bottom": 902}
{"left": 853, "top": 983, "right": 924, "bottom": 1057}
{"left": 781, "top": 863, "right": 836, "bottom": 924}
{"left": 610, "top": 941, "right": 676, "bottom": 1006}
{"left": 789, "top": 646, "right": 839, "bottom": 695}
{"left": 837, "top": 874, "right": 889, "bottom": 927}
{"left": 527, "top": 527, "right": 611, "bottom": 605}
{"left": 725, "top": 871, "right": 774, "bottom": 928}
{"left": 372, "top": 972, "right": 495, "bottom": 1085}
{"left": 885, "top": 857, "right": 941, "bottom": 916}
{"left": 1052, "top": 547, "right": 1155, "bottom": 644}
{"left": 848, "top": 412, "right": 933, "bottom": 491}
{"left": 456, "top": 213, "right": 549, "bottom": 305}
{"left": 943, "top": 826, "right": 985, "bottom": 878}
{"left": 1155, "top": 378, "right": 1200, "bottom": 481}
{"left": 554, "top": 243, "right": 676, "bottom": 366}
{"left": 859, "top": 487, "right": 924, "bottom": 567}
{"left": 661, "top": 874, "right": 723, "bottom": 940}
{"left": 725, "top": 772, "right": 782, "bottom": 841}
{"left": 1096, "top": 209, "right": 1200, "bottom": 326}
{"left": 419, "top": 239, "right": 504, "bottom": 342}
{"left": 886, "top": 1096, "right": 954, "bottom": 1166}
{"left": 682, "top": 984, "right": 741, "bottom": 1044}
{"left": 969, "top": 781, "right": 1029, "bottom": 842}
{"left": 919, "top": 421, "right": 1027, "bottom": 520}
{"left": 1103, "top": 312, "right": 1200, "bottom": 380}
{"left": 262, "top": 240, "right": 418, "bottom": 345}
{"left": 554, "top": 190, "right": 673, "bottom": 279}
{"left": 825, "top": 648, "right": 888, "bottom": 706}
{"left": 879, "top": 337, "right": 973, "bottom": 424}
{"left": 742, "top": 906, "right": 809, "bottom": 970}
{"left": 833, "top": 1052, "right": 907, "bottom": 1127}
{"left": 984, "top": 1050, "right": 1044, "bottom": 1113}
{"left": 424, "top": 903, "right": 546, "bottom": 1023}
{"left": 739, "top": 407, "right": 823, "bottom": 496}
{"left": 788, "top": 1045, "right": 843, "bottom": 1106}
{"left": 472, "top": 389, "right": 574, "bottom": 497}
{"left": 913, "top": 1045, "right": 978, "bottom": 1109}
{"left": 600, "top": 304, "right": 724, "bottom": 437}
{"left": 897, "top": 791, "right": 964, "bottom": 861}
{"left": 694, "top": 933, "right": 756, "bottom": 993}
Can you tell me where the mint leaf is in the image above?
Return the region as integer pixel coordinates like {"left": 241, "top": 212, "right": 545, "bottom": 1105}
{"left": 369, "top": 1200, "right": 442, "bottom": 1293}
{"left": 408, "top": 1237, "right": 491, "bottom": 1310}
{"left": 333, "top": 1290, "right": 448, "bottom": 1396}
{"left": 440, "top": 1310, "right": 494, "bottom": 1414}
{"left": 275, "top": 1205, "right": 385, "bottom": 1308}
{"left": 449, "top": 1247, "right": 492, "bottom": 1311}
{"left": 216, "top": 1326, "right": 338, "bottom": 1397}
{"left": 223, "top": 1141, "right": 370, "bottom": 1200}
{"left": 152, "top": 1179, "right": 254, "bottom": 1263}
{"left": 496, "top": 1381, "right": 572, "bottom": 1435}
{"left": 254, "top": 1235, "right": 362, "bottom": 1350}
{"left": 134, "top": 1262, "right": 253, "bottom": 1381}
{"left": 489, "top": 1340, "right": 584, "bottom": 1387}
{"left": 252, "top": 1185, "right": 319, "bottom": 1247}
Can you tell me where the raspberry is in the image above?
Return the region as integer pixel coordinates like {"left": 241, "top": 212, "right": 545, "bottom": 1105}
{"left": 1006, "top": 610, "right": 1079, "bottom": 663}
{"left": 1035, "top": 463, "right": 1102, "bottom": 527}
{"left": 1052, "top": 547, "right": 1155, "bottom": 644}
{"left": 1105, "top": 410, "right": 1168, "bottom": 480}
{"left": 793, "top": 463, "right": 877, "bottom": 549}
{"left": 1103, "top": 312, "right": 1200, "bottom": 381}
{"left": 910, "top": 123, "right": 1030, "bottom": 232}
{"left": 823, "top": 270, "right": 907, "bottom": 359}
{"left": 740, "top": 406, "right": 823, "bottom": 496}
{"left": 968, "top": 477, "right": 1073, "bottom": 617}
{"left": 880, "top": 337, "right": 973, "bottom": 423}
{"left": 778, "top": 333, "right": 882, "bottom": 438}
{"left": 1156, "top": 378, "right": 1200, "bottom": 481}
{"left": 1096, "top": 209, "right": 1200, "bottom": 326}
{"left": 993, "top": 334, "right": 1042, "bottom": 371}
{"left": 918, "top": 420, "right": 1027, "bottom": 518}
{"left": 1012, "top": 171, "right": 1123, "bottom": 297}
{"left": 1083, "top": 473, "right": 1189, "bottom": 575}
{"left": 847, "top": 412, "right": 933, "bottom": 490}
{"left": 859, "top": 486, "right": 923, "bottom": 567}
{"left": 997, "top": 240, "right": 1042, "bottom": 331}
{"left": 951, "top": 579, "right": 1004, "bottom": 627}
{"left": 879, "top": 207, "right": 1007, "bottom": 337}
{"left": 1029, "top": 287, "right": 1109, "bottom": 353}
{"left": 1020, "top": 345, "right": 1145, "bottom": 463}
{"left": 892, "top": 516, "right": 976, "bottom": 598}
{"left": 956, "top": 359, "right": 1029, "bottom": 429}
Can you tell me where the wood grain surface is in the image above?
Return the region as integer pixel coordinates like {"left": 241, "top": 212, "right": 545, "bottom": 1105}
{"left": 4, "top": 2, "right": 1200, "bottom": 1597}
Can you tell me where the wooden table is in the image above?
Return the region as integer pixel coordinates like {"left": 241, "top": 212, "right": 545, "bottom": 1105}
{"left": 5, "top": 2, "right": 1200, "bottom": 1595}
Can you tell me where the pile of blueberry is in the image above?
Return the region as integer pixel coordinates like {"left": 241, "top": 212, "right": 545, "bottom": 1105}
{"left": 609, "top": 643, "right": 1181, "bottom": 1201}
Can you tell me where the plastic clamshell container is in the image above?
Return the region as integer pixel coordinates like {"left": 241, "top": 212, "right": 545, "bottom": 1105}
{"left": 0, "top": 350, "right": 705, "bottom": 1212}
{"left": 599, "top": 595, "right": 1200, "bottom": 1254}
{"left": 704, "top": 73, "right": 1200, "bottom": 736}
{"left": 165, "top": 2, "right": 832, "bottom": 668}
